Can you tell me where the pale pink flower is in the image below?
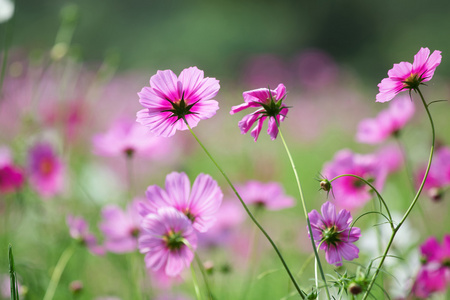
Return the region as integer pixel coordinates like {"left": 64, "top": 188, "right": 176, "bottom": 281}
{"left": 139, "top": 207, "right": 197, "bottom": 277}
{"left": 416, "top": 146, "right": 450, "bottom": 200}
{"left": 99, "top": 200, "right": 142, "bottom": 253}
{"left": 137, "top": 67, "right": 220, "bottom": 137}
{"left": 356, "top": 95, "right": 415, "bottom": 144}
{"left": 67, "top": 215, "right": 105, "bottom": 255}
{"left": 28, "top": 142, "right": 65, "bottom": 198}
{"left": 241, "top": 54, "right": 288, "bottom": 88}
{"left": 93, "top": 118, "right": 171, "bottom": 158}
{"left": 237, "top": 180, "right": 295, "bottom": 210}
{"left": 139, "top": 172, "right": 223, "bottom": 233}
{"left": 308, "top": 201, "right": 361, "bottom": 266}
{"left": 376, "top": 47, "right": 442, "bottom": 103}
{"left": 293, "top": 49, "right": 338, "bottom": 90}
{"left": 230, "top": 83, "right": 288, "bottom": 141}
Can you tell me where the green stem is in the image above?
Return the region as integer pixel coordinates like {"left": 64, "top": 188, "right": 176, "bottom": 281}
{"left": 182, "top": 117, "right": 306, "bottom": 299}
{"left": 191, "top": 265, "right": 203, "bottom": 300}
{"left": 277, "top": 128, "right": 331, "bottom": 300}
{"left": 0, "top": 0, "right": 15, "bottom": 99}
{"left": 194, "top": 254, "right": 214, "bottom": 300}
{"left": 43, "top": 244, "right": 76, "bottom": 300}
{"left": 362, "top": 88, "right": 435, "bottom": 299}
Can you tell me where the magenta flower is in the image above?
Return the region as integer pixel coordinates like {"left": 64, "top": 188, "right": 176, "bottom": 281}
{"left": 376, "top": 47, "right": 442, "bottom": 103}
{"left": 230, "top": 83, "right": 289, "bottom": 141}
{"left": 93, "top": 118, "right": 171, "bottom": 158}
{"left": 0, "top": 147, "right": 24, "bottom": 193}
{"left": 28, "top": 142, "right": 64, "bottom": 198}
{"left": 138, "top": 172, "right": 223, "bottom": 233}
{"left": 237, "top": 180, "right": 295, "bottom": 210}
{"left": 308, "top": 201, "right": 361, "bottom": 266}
{"left": 137, "top": 67, "right": 220, "bottom": 137}
{"left": 417, "top": 146, "right": 450, "bottom": 200}
{"left": 138, "top": 207, "right": 197, "bottom": 277}
{"left": 322, "top": 149, "right": 389, "bottom": 210}
{"left": 99, "top": 200, "right": 142, "bottom": 253}
{"left": 67, "top": 215, "right": 105, "bottom": 255}
{"left": 412, "top": 235, "right": 450, "bottom": 298}
{"left": 356, "top": 95, "right": 415, "bottom": 144}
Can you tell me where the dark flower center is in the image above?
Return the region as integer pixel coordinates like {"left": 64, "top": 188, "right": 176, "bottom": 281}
{"left": 161, "top": 92, "right": 198, "bottom": 122}
{"left": 163, "top": 230, "right": 185, "bottom": 251}
{"left": 184, "top": 209, "right": 196, "bottom": 223}
{"left": 403, "top": 73, "right": 421, "bottom": 90}
{"left": 39, "top": 158, "right": 54, "bottom": 175}
{"left": 322, "top": 225, "right": 340, "bottom": 245}
{"left": 259, "top": 96, "right": 286, "bottom": 119}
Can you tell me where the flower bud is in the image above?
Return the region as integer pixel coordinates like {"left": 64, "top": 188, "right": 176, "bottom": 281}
{"left": 69, "top": 280, "right": 83, "bottom": 295}
{"left": 320, "top": 179, "right": 331, "bottom": 192}
{"left": 348, "top": 282, "right": 363, "bottom": 295}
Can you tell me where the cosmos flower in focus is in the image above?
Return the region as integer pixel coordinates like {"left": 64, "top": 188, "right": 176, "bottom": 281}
{"left": 138, "top": 172, "right": 223, "bottom": 233}
{"left": 28, "top": 142, "right": 64, "bottom": 198}
{"left": 237, "top": 180, "right": 295, "bottom": 210}
{"left": 356, "top": 95, "right": 415, "bottom": 144}
{"left": 376, "top": 47, "right": 442, "bottom": 103}
{"left": 308, "top": 201, "right": 361, "bottom": 266}
{"left": 230, "top": 83, "right": 288, "bottom": 141}
{"left": 137, "top": 67, "right": 220, "bottom": 137}
{"left": 139, "top": 207, "right": 197, "bottom": 277}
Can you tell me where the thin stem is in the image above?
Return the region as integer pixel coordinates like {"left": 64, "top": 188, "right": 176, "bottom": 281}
{"left": 0, "top": 0, "right": 16, "bottom": 99}
{"left": 191, "top": 265, "right": 203, "bottom": 300}
{"left": 43, "top": 244, "right": 76, "bottom": 300}
{"left": 182, "top": 117, "right": 306, "bottom": 299}
{"left": 277, "top": 128, "right": 331, "bottom": 300}
{"left": 362, "top": 88, "right": 435, "bottom": 299}
{"left": 126, "top": 154, "right": 134, "bottom": 198}
{"left": 194, "top": 253, "right": 214, "bottom": 300}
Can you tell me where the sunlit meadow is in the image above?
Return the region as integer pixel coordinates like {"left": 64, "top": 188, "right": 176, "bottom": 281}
{"left": 1, "top": 1, "right": 450, "bottom": 300}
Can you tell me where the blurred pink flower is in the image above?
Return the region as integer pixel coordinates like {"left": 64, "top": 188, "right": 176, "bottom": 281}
{"left": 139, "top": 207, "right": 197, "bottom": 277}
{"left": 230, "top": 83, "right": 288, "bottom": 141}
{"left": 412, "top": 235, "right": 450, "bottom": 298}
{"left": 99, "top": 199, "right": 142, "bottom": 253}
{"left": 416, "top": 146, "right": 450, "bottom": 200}
{"left": 93, "top": 118, "right": 171, "bottom": 158}
{"left": 67, "top": 215, "right": 105, "bottom": 255}
{"left": 308, "top": 201, "right": 361, "bottom": 266}
{"left": 356, "top": 95, "right": 415, "bottom": 144}
{"left": 137, "top": 67, "right": 220, "bottom": 137}
{"left": 28, "top": 142, "right": 64, "bottom": 198}
{"left": 293, "top": 49, "right": 338, "bottom": 90}
{"left": 322, "top": 149, "right": 390, "bottom": 210}
{"left": 236, "top": 180, "right": 295, "bottom": 210}
{"left": 0, "top": 147, "right": 24, "bottom": 193}
{"left": 139, "top": 172, "right": 223, "bottom": 233}
{"left": 241, "top": 54, "right": 288, "bottom": 88}
{"left": 376, "top": 47, "right": 442, "bottom": 103}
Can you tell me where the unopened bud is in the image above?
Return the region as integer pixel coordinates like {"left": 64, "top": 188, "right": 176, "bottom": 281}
{"left": 203, "top": 260, "right": 214, "bottom": 275}
{"left": 69, "top": 280, "right": 83, "bottom": 295}
{"left": 348, "top": 282, "right": 363, "bottom": 295}
{"left": 320, "top": 179, "right": 331, "bottom": 192}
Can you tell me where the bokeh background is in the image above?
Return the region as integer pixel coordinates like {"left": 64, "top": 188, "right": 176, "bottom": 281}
{"left": 1, "top": 0, "right": 450, "bottom": 299}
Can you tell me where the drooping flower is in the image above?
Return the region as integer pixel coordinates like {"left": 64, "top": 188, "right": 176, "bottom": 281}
{"left": 412, "top": 235, "right": 450, "bottom": 298}
{"left": 356, "top": 95, "right": 415, "bottom": 144}
{"left": 93, "top": 118, "right": 171, "bottom": 158}
{"left": 67, "top": 215, "right": 105, "bottom": 255}
{"left": 28, "top": 142, "right": 64, "bottom": 198}
{"left": 138, "top": 172, "right": 223, "bottom": 233}
{"left": 376, "top": 47, "right": 442, "bottom": 103}
{"left": 308, "top": 201, "right": 361, "bottom": 266}
{"left": 416, "top": 146, "right": 450, "bottom": 200}
{"left": 0, "top": 147, "right": 24, "bottom": 193}
{"left": 137, "top": 67, "right": 220, "bottom": 137}
{"left": 138, "top": 207, "right": 197, "bottom": 277}
{"left": 236, "top": 180, "right": 295, "bottom": 210}
{"left": 230, "top": 83, "right": 289, "bottom": 141}
{"left": 99, "top": 199, "right": 142, "bottom": 253}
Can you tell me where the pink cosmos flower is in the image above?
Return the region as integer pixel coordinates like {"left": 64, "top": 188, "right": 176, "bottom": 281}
{"left": 230, "top": 83, "right": 288, "bottom": 141}
{"left": 99, "top": 199, "right": 142, "bottom": 253}
{"left": 236, "top": 180, "right": 295, "bottom": 210}
{"left": 28, "top": 142, "right": 64, "bottom": 198}
{"left": 0, "top": 147, "right": 24, "bottom": 193}
{"left": 322, "top": 149, "right": 390, "bottom": 210}
{"left": 93, "top": 118, "right": 171, "bottom": 158}
{"left": 138, "top": 172, "right": 223, "bottom": 233}
{"left": 417, "top": 146, "right": 450, "bottom": 200}
{"left": 67, "top": 215, "right": 105, "bottom": 255}
{"left": 137, "top": 67, "right": 220, "bottom": 137}
{"left": 412, "top": 235, "right": 450, "bottom": 298}
{"left": 138, "top": 207, "right": 198, "bottom": 277}
{"left": 356, "top": 95, "right": 415, "bottom": 144}
{"left": 308, "top": 201, "right": 361, "bottom": 266}
{"left": 376, "top": 47, "right": 442, "bottom": 103}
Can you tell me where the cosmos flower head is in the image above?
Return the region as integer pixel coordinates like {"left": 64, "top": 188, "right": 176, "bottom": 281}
{"left": 308, "top": 201, "right": 361, "bottom": 266}
{"left": 376, "top": 47, "right": 442, "bottom": 103}
{"left": 416, "top": 146, "right": 450, "bottom": 200}
{"left": 230, "top": 83, "right": 289, "bottom": 141}
{"left": 0, "top": 146, "right": 24, "bottom": 193}
{"left": 237, "top": 180, "right": 295, "bottom": 210}
{"left": 67, "top": 215, "right": 105, "bottom": 255}
{"left": 137, "top": 67, "right": 220, "bottom": 137}
{"left": 138, "top": 207, "right": 197, "bottom": 277}
{"left": 138, "top": 172, "right": 223, "bottom": 233}
{"left": 356, "top": 95, "right": 415, "bottom": 144}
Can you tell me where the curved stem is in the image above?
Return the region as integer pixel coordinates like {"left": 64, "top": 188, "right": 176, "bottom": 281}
{"left": 43, "top": 244, "right": 76, "bottom": 300}
{"left": 362, "top": 88, "right": 435, "bottom": 299}
{"left": 182, "top": 117, "right": 306, "bottom": 299}
{"left": 277, "top": 128, "right": 331, "bottom": 300}
{"left": 194, "top": 253, "right": 214, "bottom": 300}
{"left": 191, "top": 265, "right": 203, "bottom": 300}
